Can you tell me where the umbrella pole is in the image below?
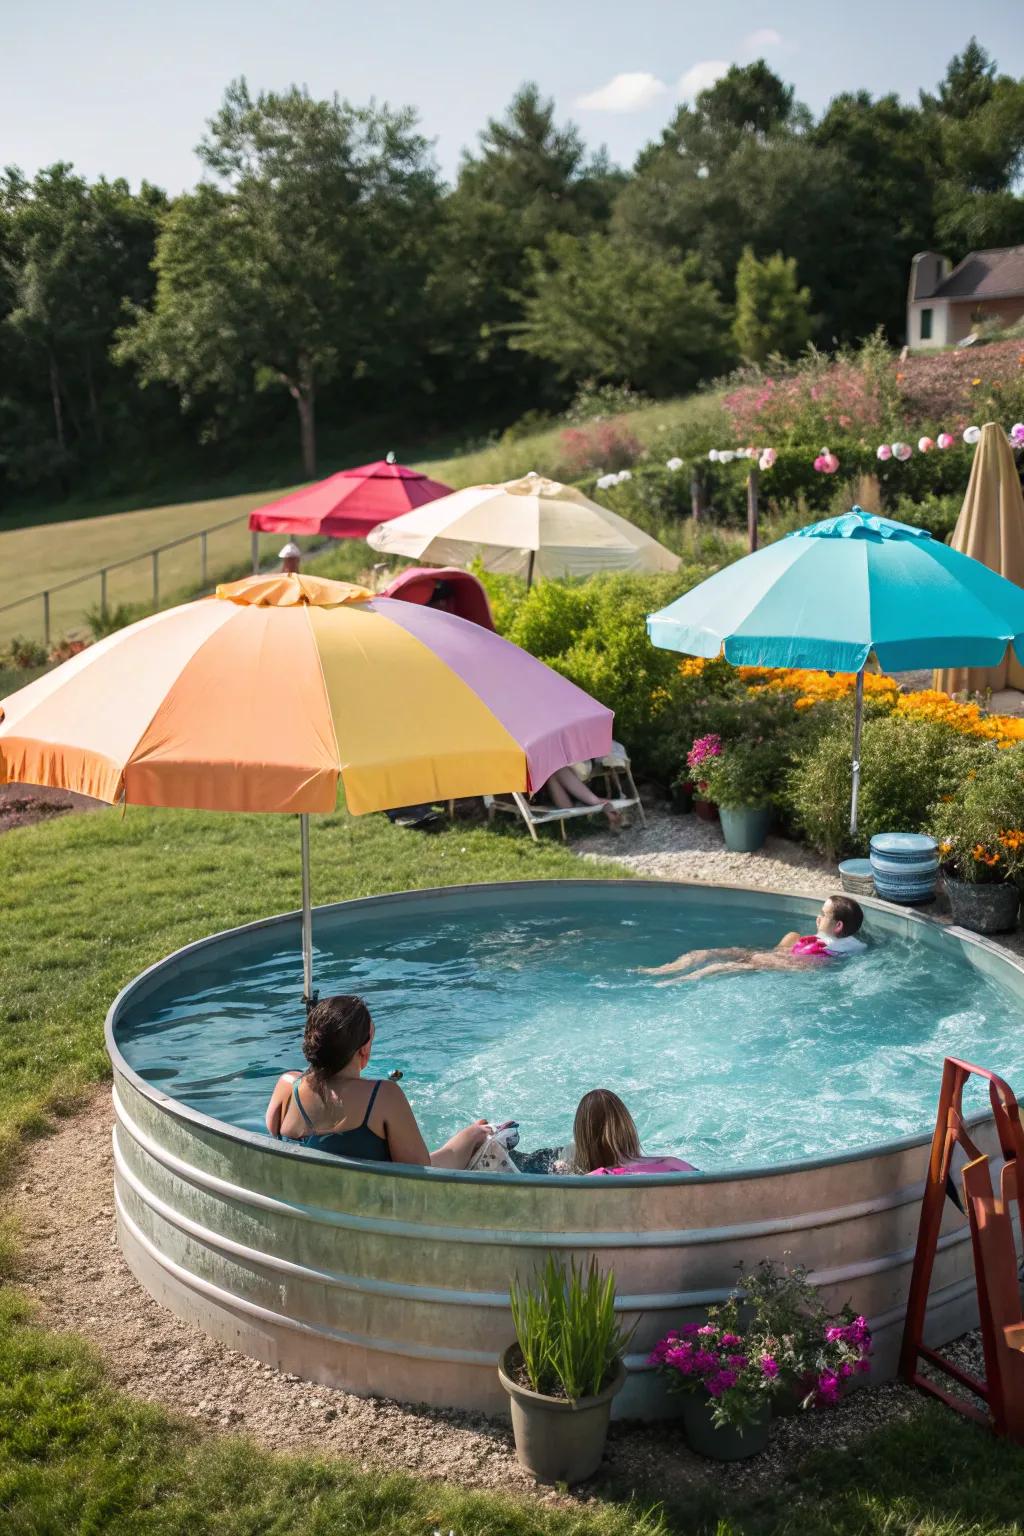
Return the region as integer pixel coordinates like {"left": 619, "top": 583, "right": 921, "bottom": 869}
{"left": 525, "top": 551, "right": 535, "bottom": 591}
{"left": 299, "top": 813, "right": 316, "bottom": 1009}
{"left": 849, "top": 670, "right": 865, "bottom": 838}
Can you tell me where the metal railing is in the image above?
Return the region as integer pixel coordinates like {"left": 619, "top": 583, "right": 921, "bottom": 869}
{"left": 0, "top": 512, "right": 253, "bottom": 645}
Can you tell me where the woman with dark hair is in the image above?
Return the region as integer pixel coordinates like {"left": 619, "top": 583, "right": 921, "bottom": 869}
{"left": 264, "top": 995, "right": 488, "bottom": 1167}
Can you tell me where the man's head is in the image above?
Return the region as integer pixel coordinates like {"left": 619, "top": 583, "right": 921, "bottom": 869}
{"left": 817, "top": 895, "right": 864, "bottom": 938}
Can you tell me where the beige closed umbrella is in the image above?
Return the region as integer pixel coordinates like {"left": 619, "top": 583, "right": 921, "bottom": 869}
{"left": 366, "top": 471, "right": 680, "bottom": 586}
{"left": 934, "top": 422, "right": 1024, "bottom": 696}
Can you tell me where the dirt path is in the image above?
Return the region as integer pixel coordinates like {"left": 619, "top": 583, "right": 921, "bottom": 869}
{"left": 0, "top": 783, "right": 102, "bottom": 833}
{"left": 9, "top": 1086, "right": 948, "bottom": 1508}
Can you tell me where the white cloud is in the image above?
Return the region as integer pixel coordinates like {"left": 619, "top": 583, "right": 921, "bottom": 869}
{"left": 677, "top": 60, "right": 730, "bottom": 99}
{"left": 575, "top": 72, "right": 667, "bottom": 113}
{"left": 742, "top": 27, "right": 783, "bottom": 54}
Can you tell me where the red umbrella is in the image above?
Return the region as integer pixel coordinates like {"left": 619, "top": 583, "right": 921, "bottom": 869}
{"left": 248, "top": 456, "right": 453, "bottom": 541}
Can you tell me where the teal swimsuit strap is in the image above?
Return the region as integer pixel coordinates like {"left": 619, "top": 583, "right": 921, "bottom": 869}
{"left": 361, "top": 1078, "right": 383, "bottom": 1126}
{"left": 291, "top": 1077, "right": 316, "bottom": 1131}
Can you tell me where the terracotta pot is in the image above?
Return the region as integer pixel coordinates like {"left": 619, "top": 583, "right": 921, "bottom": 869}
{"left": 680, "top": 1394, "right": 771, "bottom": 1460}
{"left": 944, "top": 875, "right": 1020, "bottom": 935}
{"left": 694, "top": 799, "right": 719, "bottom": 824}
{"left": 498, "top": 1347, "right": 625, "bottom": 1485}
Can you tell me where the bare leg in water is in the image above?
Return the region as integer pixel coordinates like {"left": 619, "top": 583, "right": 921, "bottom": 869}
{"left": 638, "top": 932, "right": 803, "bottom": 976}
{"left": 544, "top": 766, "right": 622, "bottom": 827}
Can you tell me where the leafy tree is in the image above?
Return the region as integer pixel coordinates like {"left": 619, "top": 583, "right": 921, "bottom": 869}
{"left": 510, "top": 234, "right": 730, "bottom": 396}
{"left": 1, "top": 165, "right": 163, "bottom": 491}
{"left": 118, "top": 80, "right": 439, "bottom": 475}
{"left": 425, "top": 85, "right": 621, "bottom": 421}
{"left": 732, "top": 247, "right": 813, "bottom": 362}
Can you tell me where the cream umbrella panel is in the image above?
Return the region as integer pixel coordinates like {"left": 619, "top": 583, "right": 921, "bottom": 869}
{"left": 367, "top": 471, "right": 680, "bottom": 585}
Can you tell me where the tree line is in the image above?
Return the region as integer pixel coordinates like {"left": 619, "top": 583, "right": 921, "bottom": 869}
{"left": 2, "top": 39, "right": 1023, "bottom": 503}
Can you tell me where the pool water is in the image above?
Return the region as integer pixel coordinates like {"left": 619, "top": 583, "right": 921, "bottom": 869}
{"left": 117, "top": 887, "right": 1024, "bottom": 1172}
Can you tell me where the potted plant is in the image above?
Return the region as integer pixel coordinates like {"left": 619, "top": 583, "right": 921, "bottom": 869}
{"left": 499, "top": 1256, "right": 633, "bottom": 1485}
{"left": 649, "top": 1262, "right": 873, "bottom": 1459}
{"left": 932, "top": 746, "right": 1024, "bottom": 933}
{"left": 686, "top": 734, "right": 722, "bottom": 822}
{"left": 649, "top": 1308, "right": 778, "bottom": 1460}
{"left": 699, "top": 738, "right": 784, "bottom": 853}
{"left": 734, "top": 1260, "right": 872, "bottom": 1414}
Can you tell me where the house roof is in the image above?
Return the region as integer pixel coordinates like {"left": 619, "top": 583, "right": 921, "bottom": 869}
{"left": 932, "top": 245, "right": 1024, "bottom": 301}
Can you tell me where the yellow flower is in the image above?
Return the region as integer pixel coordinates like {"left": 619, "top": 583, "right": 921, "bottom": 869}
{"left": 971, "top": 377, "right": 982, "bottom": 386}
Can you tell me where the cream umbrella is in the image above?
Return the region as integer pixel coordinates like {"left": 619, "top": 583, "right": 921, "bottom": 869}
{"left": 934, "top": 422, "right": 1024, "bottom": 696}
{"left": 366, "top": 471, "right": 680, "bottom": 586}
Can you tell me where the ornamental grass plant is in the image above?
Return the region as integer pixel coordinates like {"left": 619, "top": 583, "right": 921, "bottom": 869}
{"left": 509, "top": 1256, "right": 634, "bottom": 1402}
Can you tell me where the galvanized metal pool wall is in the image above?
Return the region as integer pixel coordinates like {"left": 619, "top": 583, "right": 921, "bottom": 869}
{"left": 107, "top": 881, "right": 1017, "bottom": 1419}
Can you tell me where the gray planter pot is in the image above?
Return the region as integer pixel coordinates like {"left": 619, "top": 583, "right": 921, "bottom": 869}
{"left": 944, "top": 876, "right": 1020, "bottom": 935}
{"left": 719, "top": 805, "right": 772, "bottom": 854}
{"left": 498, "top": 1347, "right": 625, "bottom": 1485}
{"left": 680, "top": 1393, "right": 771, "bottom": 1460}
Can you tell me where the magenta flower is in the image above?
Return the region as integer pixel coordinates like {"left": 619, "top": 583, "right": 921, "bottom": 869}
{"left": 760, "top": 1356, "right": 779, "bottom": 1379}
{"left": 696, "top": 1324, "right": 718, "bottom": 1337}
{"left": 719, "top": 1333, "right": 742, "bottom": 1348}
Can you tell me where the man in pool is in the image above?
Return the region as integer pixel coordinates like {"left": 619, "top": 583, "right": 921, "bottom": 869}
{"left": 638, "top": 896, "right": 866, "bottom": 983}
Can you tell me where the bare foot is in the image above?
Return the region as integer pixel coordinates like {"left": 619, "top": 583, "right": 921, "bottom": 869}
{"left": 602, "top": 802, "right": 623, "bottom": 830}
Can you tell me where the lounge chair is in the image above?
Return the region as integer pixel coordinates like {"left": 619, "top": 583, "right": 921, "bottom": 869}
{"left": 484, "top": 742, "right": 645, "bottom": 842}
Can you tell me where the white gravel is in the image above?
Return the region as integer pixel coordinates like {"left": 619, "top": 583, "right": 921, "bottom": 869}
{"left": 582, "top": 807, "right": 837, "bottom": 895}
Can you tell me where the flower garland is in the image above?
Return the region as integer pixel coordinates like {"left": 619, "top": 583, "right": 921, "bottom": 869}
{"left": 695, "top": 424, "right": 1024, "bottom": 477}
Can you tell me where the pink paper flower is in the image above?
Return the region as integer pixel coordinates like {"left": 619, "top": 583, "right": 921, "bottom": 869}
{"left": 936, "top": 432, "right": 954, "bottom": 449}
{"left": 918, "top": 436, "right": 934, "bottom": 452}
{"left": 876, "top": 443, "right": 892, "bottom": 461}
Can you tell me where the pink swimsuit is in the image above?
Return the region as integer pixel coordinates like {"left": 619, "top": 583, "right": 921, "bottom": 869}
{"left": 791, "top": 934, "right": 834, "bottom": 960}
{"left": 588, "top": 1156, "right": 696, "bottom": 1176}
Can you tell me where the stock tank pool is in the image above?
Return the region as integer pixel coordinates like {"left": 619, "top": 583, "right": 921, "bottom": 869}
{"left": 106, "top": 880, "right": 1024, "bottom": 1417}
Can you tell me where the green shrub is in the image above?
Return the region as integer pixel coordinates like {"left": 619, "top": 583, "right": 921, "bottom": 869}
{"left": 931, "top": 744, "right": 1024, "bottom": 884}
{"left": 786, "top": 708, "right": 978, "bottom": 857}
{"left": 887, "top": 491, "right": 962, "bottom": 541}
{"left": 485, "top": 571, "right": 708, "bottom": 780}
{"left": 1, "top": 634, "right": 48, "bottom": 668}
{"left": 509, "top": 1255, "right": 634, "bottom": 1400}
{"left": 84, "top": 601, "right": 144, "bottom": 639}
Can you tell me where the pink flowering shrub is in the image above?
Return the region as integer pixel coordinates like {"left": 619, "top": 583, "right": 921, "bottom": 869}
{"left": 686, "top": 733, "right": 722, "bottom": 772}
{"left": 649, "top": 1319, "right": 782, "bottom": 1430}
{"left": 559, "top": 418, "right": 642, "bottom": 476}
{"left": 724, "top": 336, "right": 1024, "bottom": 447}
{"left": 724, "top": 356, "right": 888, "bottom": 446}
{"left": 650, "top": 1260, "right": 873, "bottom": 1431}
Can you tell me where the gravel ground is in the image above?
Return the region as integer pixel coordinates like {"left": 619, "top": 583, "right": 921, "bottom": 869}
{"left": 582, "top": 809, "right": 836, "bottom": 896}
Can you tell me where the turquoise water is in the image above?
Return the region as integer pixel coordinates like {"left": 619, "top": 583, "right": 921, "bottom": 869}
{"left": 115, "top": 888, "right": 1024, "bottom": 1172}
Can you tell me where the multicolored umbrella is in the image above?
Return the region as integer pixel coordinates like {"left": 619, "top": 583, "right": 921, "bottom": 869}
{"left": 0, "top": 573, "right": 612, "bottom": 996}
{"left": 248, "top": 456, "right": 452, "bottom": 542}
{"left": 367, "top": 471, "right": 681, "bottom": 585}
{"left": 648, "top": 508, "right": 1024, "bottom": 834}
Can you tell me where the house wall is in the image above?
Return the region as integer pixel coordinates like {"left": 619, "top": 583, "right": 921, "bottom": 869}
{"left": 948, "top": 297, "right": 1024, "bottom": 341}
{"left": 908, "top": 299, "right": 952, "bottom": 348}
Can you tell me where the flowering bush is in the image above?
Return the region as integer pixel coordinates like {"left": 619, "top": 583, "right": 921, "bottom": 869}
{"left": 724, "top": 352, "right": 889, "bottom": 447}
{"left": 686, "top": 733, "right": 722, "bottom": 773}
{"left": 932, "top": 745, "right": 1024, "bottom": 885}
{"left": 48, "top": 636, "right": 90, "bottom": 664}
{"left": 1, "top": 634, "right": 49, "bottom": 669}
{"left": 650, "top": 1260, "right": 872, "bottom": 1430}
{"left": 558, "top": 418, "right": 642, "bottom": 476}
{"left": 897, "top": 339, "right": 1024, "bottom": 434}
{"left": 699, "top": 736, "right": 790, "bottom": 809}
{"left": 649, "top": 1319, "right": 782, "bottom": 1431}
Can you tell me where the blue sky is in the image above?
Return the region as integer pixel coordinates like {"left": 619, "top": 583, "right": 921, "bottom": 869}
{"left": 3, "top": 0, "right": 1022, "bottom": 191}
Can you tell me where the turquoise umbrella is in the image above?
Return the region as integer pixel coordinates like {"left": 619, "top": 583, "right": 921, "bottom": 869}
{"left": 647, "top": 508, "right": 1024, "bottom": 834}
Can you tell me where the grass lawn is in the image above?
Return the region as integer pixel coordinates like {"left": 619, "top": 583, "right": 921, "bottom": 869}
{"left": 4, "top": 806, "right": 1024, "bottom": 1533}
{"left": 0, "top": 389, "right": 726, "bottom": 648}
{"left": 0, "top": 488, "right": 303, "bottom": 648}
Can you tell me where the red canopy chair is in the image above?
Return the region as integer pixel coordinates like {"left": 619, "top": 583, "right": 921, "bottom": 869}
{"left": 380, "top": 567, "right": 495, "bottom": 631}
